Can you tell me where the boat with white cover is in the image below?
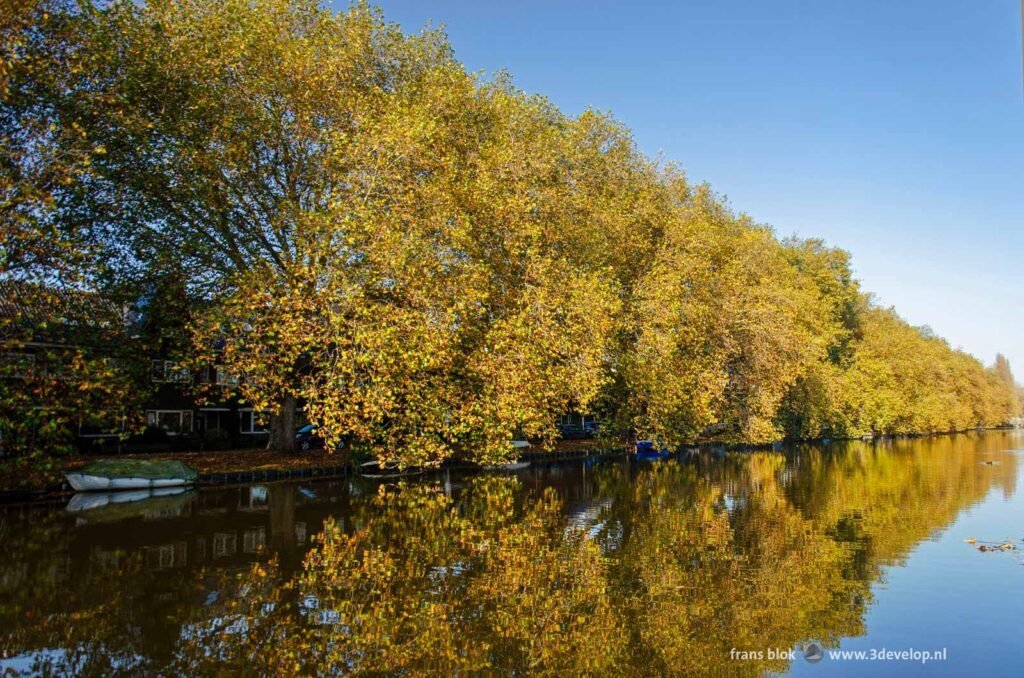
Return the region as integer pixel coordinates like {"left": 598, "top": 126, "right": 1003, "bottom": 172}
{"left": 64, "top": 459, "right": 198, "bottom": 491}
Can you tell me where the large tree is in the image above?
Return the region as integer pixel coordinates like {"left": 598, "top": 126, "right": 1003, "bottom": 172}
{"left": 25, "top": 0, "right": 620, "bottom": 461}
{"left": 4, "top": 0, "right": 1019, "bottom": 469}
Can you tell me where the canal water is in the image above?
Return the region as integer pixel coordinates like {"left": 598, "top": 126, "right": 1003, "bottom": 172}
{"left": 1, "top": 431, "right": 1022, "bottom": 676}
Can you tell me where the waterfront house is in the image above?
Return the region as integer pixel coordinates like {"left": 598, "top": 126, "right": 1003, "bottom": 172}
{"left": 0, "top": 280, "right": 270, "bottom": 452}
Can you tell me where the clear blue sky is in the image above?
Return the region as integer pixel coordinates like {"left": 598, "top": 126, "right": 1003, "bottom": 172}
{"left": 352, "top": 0, "right": 1024, "bottom": 377}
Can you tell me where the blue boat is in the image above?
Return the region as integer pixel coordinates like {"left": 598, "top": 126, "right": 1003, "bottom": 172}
{"left": 635, "top": 440, "right": 670, "bottom": 459}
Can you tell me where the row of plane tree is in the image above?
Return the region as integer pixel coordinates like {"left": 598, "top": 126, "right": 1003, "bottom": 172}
{"left": 1, "top": 0, "right": 1019, "bottom": 467}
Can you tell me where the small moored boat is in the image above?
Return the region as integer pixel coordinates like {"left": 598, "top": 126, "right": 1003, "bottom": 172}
{"left": 359, "top": 460, "right": 425, "bottom": 479}
{"left": 482, "top": 461, "right": 531, "bottom": 471}
{"left": 64, "top": 459, "right": 198, "bottom": 492}
{"left": 635, "top": 440, "right": 670, "bottom": 460}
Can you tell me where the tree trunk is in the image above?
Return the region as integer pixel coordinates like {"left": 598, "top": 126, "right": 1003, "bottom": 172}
{"left": 268, "top": 394, "right": 297, "bottom": 454}
{"left": 268, "top": 484, "right": 297, "bottom": 560}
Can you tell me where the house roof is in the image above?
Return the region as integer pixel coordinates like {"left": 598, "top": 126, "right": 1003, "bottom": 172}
{"left": 0, "top": 279, "right": 128, "bottom": 337}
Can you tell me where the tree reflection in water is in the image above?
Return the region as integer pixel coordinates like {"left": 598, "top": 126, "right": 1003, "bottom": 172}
{"left": 0, "top": 432, "right": 1018, "bottom": 675}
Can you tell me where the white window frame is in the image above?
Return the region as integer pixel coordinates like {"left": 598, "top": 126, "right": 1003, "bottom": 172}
{"left": 215, "top": 365, "right": 239, "bottom": 387}
{"left": 151, "top": 359, "right": 191, "bottom": 384}
{"left": 243, "top": 527, "right": 266, "bottom": 554}
{"left": 212, "top": 532, "right": 237, "bottom": 559}
{"left": 146, "top": 409, "right": 193, "bottom": 435}
{"left": 239, "top": 408, "right": 269, "bottom": 434}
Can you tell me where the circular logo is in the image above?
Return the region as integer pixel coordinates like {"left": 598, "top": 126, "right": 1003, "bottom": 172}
{"left": 803, "top": 643, "right": 824, "bottom": 663}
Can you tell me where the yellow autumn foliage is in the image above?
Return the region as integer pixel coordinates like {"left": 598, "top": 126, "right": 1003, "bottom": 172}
{"left": 1, "top": 0, "right": 1019, "bottom": 464}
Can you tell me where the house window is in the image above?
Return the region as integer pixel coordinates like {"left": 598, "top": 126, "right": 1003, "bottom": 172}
{"left": 151, "top": 359, "right": 191, "bottom": 384}
{"left": 1, "top": 353, "right": 36, "bottom": 379}
{"left": 243, "top": 527, "right": 266, "bottom": 554}
{"left": 212, "top": 532, "right": 237, "bottom": 559}
{"left": 239, "top": 409, "right": 268, "bottom": 434}
{"left": 146, "top": 410, "right": 193, "bottom": 435}
{"left": 198, "top": 408, "right": 228, "bottom": 433}
{"left": 215, "top": 365, "right": 239, "bottom": 387}
{"left": 44, "top": 356, "right": 68, "bottom": 380}
{"left": 105, "top": 357, "right": 127, "bottom": 371}
{"left": 79, "top": 416, "right": 127, "bottom": 438}
{"left": 146, "top": 542, "right": 187, "bottom": 570}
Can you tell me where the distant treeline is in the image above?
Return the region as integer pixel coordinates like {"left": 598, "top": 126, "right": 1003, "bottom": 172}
{"left": 1, "top": 0, "right": 1019, "bottom": 464}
